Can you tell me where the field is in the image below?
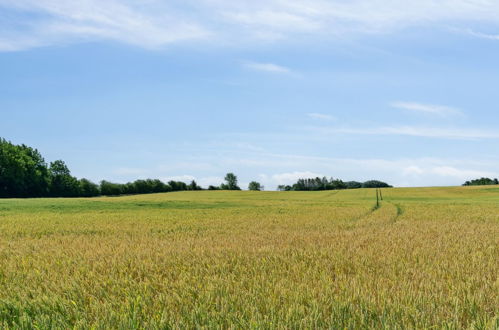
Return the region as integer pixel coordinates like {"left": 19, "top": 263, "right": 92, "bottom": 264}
{"left": 0, "top": 187, "right": 498, "bottom": 328}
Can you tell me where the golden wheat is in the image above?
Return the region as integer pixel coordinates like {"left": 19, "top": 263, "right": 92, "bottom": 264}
{"left": 0, "top": 187, "right": 497, "bottom": 328}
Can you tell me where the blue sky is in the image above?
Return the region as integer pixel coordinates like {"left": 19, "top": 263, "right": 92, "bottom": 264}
{"left": 1, "top": 0, "right": 499, "bottom": 189}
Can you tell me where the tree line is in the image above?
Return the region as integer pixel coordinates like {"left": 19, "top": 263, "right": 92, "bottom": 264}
{"left": 0, "top": 138, "right": 249, "bottom": 198}
{"left": 463, "top": 178, "right": 499, "bottom": 186}
{"left": 1, "top": 138, "right": 392, "bottom": 198}
{"left": 277, "top": 177, "right": 392, "bottom": 191}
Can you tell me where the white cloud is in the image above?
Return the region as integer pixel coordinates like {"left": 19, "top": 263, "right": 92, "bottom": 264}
{"left": 315, "top": 126, "right": 499, "bottom": 140}
{"left": 391, "top": 102, "right": 464, "bottom": 117}
{"left": 272, "top": 156, "right": 498, "bottom": 187}
{"left": 244, "top": 155, "right": 499, "bottom": 188}
{"left": 243, "top": 61, "right": 291, "bottom": 74}
{"left": 223, "top": 10, "right": 321, "bottom": 34}
{"left": 462, "top": 29, "right": 499, "bottom": 41}
{"left": 233, "top": 143, "right": 265, "bottom": 152}
{"left": 0, "top": 0, "right": 210, "bottom": 51}
{"left": 197, "top": 176, "right": 224, "bottom": 187}
{"left": 401, "top": 165, "right": 497, "bottom": 181}
{"left": 4, "top": 0, "right": 499, "bottom": 51}
{"left": 307, "top": 113, "right": 336, "bottom": 121}
{"left": 403, "top": 166, "right": 424, "bottom": 176}
{"left": 161, "top": 175, "right": 196, "bottom": 183}
{"left": 0, "top": 38, "right": 45, "bottom": 52}
{"left": 272, "top": 171, "right": 324, "bottom": 185}
{"left": 162, "top": 175, "right": 224, "bottom": 187}
{"left": 212, "top": 0, "right": 499, "bottom": 37}
{"left": 113, "top": 167, "right": 148, "bottom": 176}
{"left": 94, "top": 147, "right": 499, "bottom": 189}
{"left": 431, "top": 166, "right": 495, "bottom": 179}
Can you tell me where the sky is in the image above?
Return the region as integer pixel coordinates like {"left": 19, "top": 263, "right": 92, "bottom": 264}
{"left": 1, "top": 0, "right": 499, "bottom": 189}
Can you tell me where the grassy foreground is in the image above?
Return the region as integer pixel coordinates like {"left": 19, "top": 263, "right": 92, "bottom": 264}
{"left": 0, "top": 187, "right": 498, "bottom": 328}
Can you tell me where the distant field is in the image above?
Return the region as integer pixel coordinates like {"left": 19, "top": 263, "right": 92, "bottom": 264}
{"left": 0, "top": 187, "right": 498, "bottom": 328}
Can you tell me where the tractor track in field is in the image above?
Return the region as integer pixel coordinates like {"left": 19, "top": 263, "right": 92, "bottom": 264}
{"left": 320, "top": 190, "right": 341, "bottom": 199}
{"left": 387, "top": 202, "right": 404, "bottom": 223}
{"left": 354, "top": 201, "right": 403, "bottom": 225}
{"left": 353, "top": 201, "right": 383, "bottom": 222}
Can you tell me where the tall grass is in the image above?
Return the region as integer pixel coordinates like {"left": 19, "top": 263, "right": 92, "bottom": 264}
{"left": 0, "top": 187, "right": 498, "bottom": 328}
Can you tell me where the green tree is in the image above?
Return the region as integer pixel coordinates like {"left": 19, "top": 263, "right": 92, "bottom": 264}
{"left": 0, "top": 138, "right": 50, "bottom": 198}
{"left": 79, "top": 178, "right": 100, "bottom": 197}
{"left": 168, "top": 180, "right": 188, "bottom": 192}
{"left": 100, "top": 180, "right": 124, "bottom": 196}
{"left": 49, "top": 160, "right": 80, "bottom": 197}
{"left": 277, "top": 185, "right": 292, "bottom": 191}
{"left": 463, "top": 178, "right": 499, "bottom": 186}
{"left": 188, "top": 180, "right": 202, "bottom": 191}
{"left": 362, "top": 180, "right": 392, "bottom": 188}
{"left": 345, "top": 181, "right": 362, "bottom": 189}
{"left": 221, "top": 173, "right": 240, "bottom": 190}
{"left": 248, "top": 181, "right": 263, "bottom": 191}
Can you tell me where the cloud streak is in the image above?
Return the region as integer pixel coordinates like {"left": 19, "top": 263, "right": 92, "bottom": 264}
{"left": 243, "top": 61, "right": 291, "bottom": 74}
{"left": 117, "top": 154, "right": 499, "bottom": 189}
{"left": 0, "top": 0, "right": 210, "bottom": 51}
{"left": 308, "top": 113, "right": 336, "bottom": 121}
{"left": 431, "top": 166, "right": 496, "bottom": 179}
{"left": 313, "top": 126, "right": 499, "bottom": 140}
{"left": 272, "top": 171, "right": 324, "bottom": 185}
{"left": 463, "top": 29, "right": 499, "bottom": 41}
{"left": 3, "top": 0, "right": 499, "bottom": 51}
{"left": 391, "top": 102, "right": 464, "bottom": 118}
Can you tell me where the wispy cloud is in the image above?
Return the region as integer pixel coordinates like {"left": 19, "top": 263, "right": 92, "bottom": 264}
{"left": 391, "top": 102, "right": 464, "bottom": 118}
{"left": 311, "top": 126, "right": 499, "bottom": 140}
{"left": 307, "top": 113, "right": 336, "bottom": 121}
{"left": 0, "top": 38, "right": 45, "bottom": 52}
{"left": 243, "top": 61, "right": 291, "bottom": 74}
{"left": 161, "top": 175, "right": 196, "bottom": 183}
{"left": 431, "top": 166, "right": 496, "bottom": 179}
{"left": 0, "top": 0, "right": 210, "bottom": 51}
{"left": 4, "top": 0, "right": 499, "bottom": 51}
{"left": 160, "top": 175, "right": 224, "bottom": 187}
{"left": 461, "top": 29, "right": 499, "bottom": 41}
{"left": 272, "top": 171, "right": 324, "bottom": 185}
{"left": 113, "top": 167, "right": 148, "bottom": 176}
{"left": 214, "top": 0, "right": 499, "bottom": 37}
{"left": 403, "top": 165, "right": 496, "bottom": 180}
{"left": 96, "top": 143, "right": 499, "bottom": 188}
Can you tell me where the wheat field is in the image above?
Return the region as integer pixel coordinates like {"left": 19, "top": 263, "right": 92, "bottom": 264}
{"left": 0, "top": 187, "right": 498, "bottom": 328}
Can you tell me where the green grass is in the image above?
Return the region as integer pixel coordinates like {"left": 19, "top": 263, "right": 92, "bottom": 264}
{"left": 0, "top": 187, "right": 498, "bottom": 328}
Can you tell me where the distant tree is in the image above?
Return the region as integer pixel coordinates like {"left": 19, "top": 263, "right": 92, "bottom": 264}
{"left": 277, "top": 185, "right": 292, "bottom": 191}
{"left": 0, "top": 138, "right": 50, "bottom": 198}
{"left": 49, "top": 160, "right": 80, "bottom": 197}
{"left": 221, "top": 173, "right": 241, "bottom": 190}
{"left": 208, "top": 185, "right": 220, "bottom": 190}
{"left": 100, "top": 180, "right": 124, "bottom": 196}
{"left": 134, "top": 179, "right": 153, "bottom": 194}
{"left": 188, "top": 180, "right": 202, "bottom": 191}
{"left": 280, "top": 177, "right": 392, "bottom": 191}
{"left": 362, "top": 180, "right": 392, "bottom": 188}
{"left": 0, "top": 137, "right": 204, "bottom": 198}
{"left": 345, "top": 181, "right": 363, "bottom": 189}
{"left": 463, "top": 178, "right": 499, "bottom": 186}
{"left": 327, "top": 178, "right": 347, "bottom": 190}
{"left": 22, "top": 144, "right": 51, "bottom": 197}
{"left": 248, "top": 181, "right": 263, "bottom": 191}
{"left": 169, "top": 180, "right": 188, "bottom": 192}
{"left": 152, "top": 179, "right": 169, "bottom": 193}
{"left": 79, "top": 178, "right": 100, "bottom": 197}
{"left": 122, "top": 182, "right": 136, "bottom": 194}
